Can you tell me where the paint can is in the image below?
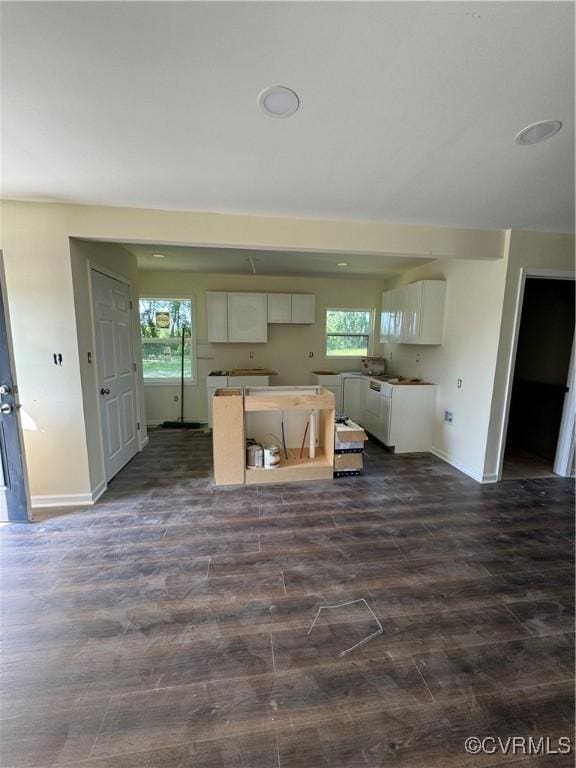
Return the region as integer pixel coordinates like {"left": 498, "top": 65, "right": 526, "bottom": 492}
{"left": 246, "top": 442, "right": 264, "bottom": 469}
{"left": 263, "top": 444, "right": 281, "bottom": 469}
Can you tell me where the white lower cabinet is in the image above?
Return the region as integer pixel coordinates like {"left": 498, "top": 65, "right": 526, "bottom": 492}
{"left": 342, "top": 376, "right": 362, "bottom": 423}
{"left": 309, "top": 372, "right": 341, "bottom": 412}
{"left": 324, "top": 385, "right": 342, "bottom": 413}
{"left": 388, "top": 385, "right": 436, "bottom": 452}
{"left": 358, "top": 377, "right": 437, "bottom": 453}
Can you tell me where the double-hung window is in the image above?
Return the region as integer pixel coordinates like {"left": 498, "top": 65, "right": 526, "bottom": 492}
{"left": 139, "top": 298, "right": 195, "bottom": 383}
{"left": 326, "top": 308, "right": 373, "bottom": 357}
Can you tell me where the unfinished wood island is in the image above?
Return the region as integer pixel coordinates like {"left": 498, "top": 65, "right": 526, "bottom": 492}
{"left": 212, "top": 386, "right": 335, "bottom": 485}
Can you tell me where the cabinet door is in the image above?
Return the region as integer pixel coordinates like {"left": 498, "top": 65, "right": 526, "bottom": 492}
{"left": 227, "top": 293, "right": 268, "bottom": 343}
{"left": 207, "top": 292, "right": 228, "bottom": 342}
{"left": 419, "top": 281, "right": 447, "bottom": 344}
{"left": 379, "top": 395, "right": 392, "bottom": 445}
{"left": 357, "top": 377, "right": 369, "bottom": 428}
{"left": 390, "top": 287, "right": 405, "bottom": 342}
{"left": 291, "top": 294, "right": 315, "bottom": 324}
{"left": 343, "top": 378, "right": 361, "bottom": 422}
{"left": 325, "top": 385, "right": 342, "bottom": 413}
{"left": 267, "top": 294, "right": 292, "bottom": 323}
{"left": 400, "top": 282, "right": 423, "bottom": 344}
{"left": 380, "top": 291, "right": 391, "bottom": 343}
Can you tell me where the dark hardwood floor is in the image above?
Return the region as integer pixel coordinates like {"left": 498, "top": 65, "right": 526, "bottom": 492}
{"left": 1, "top": 430, "right": 574, "bottom": 767}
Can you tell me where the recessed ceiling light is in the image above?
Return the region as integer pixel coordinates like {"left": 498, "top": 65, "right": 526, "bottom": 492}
{"left": 515, "top": 120, "right": 562, "bottom": 145}
{"left": 337, "top": 262, "right": 349, "bottom": 267}
{"left": 152, "top": 253, "right": 165, "bottom": 259}
{"left": 258, "top": 86, "right": 300, "bottom": 118}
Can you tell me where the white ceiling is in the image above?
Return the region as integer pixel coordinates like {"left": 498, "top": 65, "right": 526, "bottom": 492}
{"left": 122, "top": 242, "right": 432, "bottom": 278}
{"left": 2, "top": 2, "right": 574, "bottom": 232}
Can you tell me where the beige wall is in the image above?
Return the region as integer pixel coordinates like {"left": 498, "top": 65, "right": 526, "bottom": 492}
{"left": 1, "top": 204, "right": 92, "bottom": 504}
{"left": 0, "top": 198, "right": 515, "bottom": 501}
{"left": 381, "top": 255, "right": 509, "bottom": 481}
{"left": 483, "top": 231, "right": 575, "bottom": 479}
{"left": 138, "top": 271, "right": 386, "bottom": 424}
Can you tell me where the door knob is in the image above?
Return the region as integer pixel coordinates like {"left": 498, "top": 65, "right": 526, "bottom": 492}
{"left": 0, "top": 403, "right": 13, "bottom": 415}
{"left": 100, "top": 387, "right": 110, "bottom": 395}
{"left": 0, "top": 385, "right": 11, "bottom": 395}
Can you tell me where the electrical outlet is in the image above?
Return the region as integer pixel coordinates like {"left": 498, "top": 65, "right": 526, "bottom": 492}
{"left": 444, "top": 410, "right": 453, "bottom": 423}
{"left": 308, "top": 351, "right": 314, "bottom": 358}
{"left": 249, "top": 351, "right": 255, "bottom": 359}
{"left": 457, "top": 378, "right": 462, "bottom": 389}
{"left": 415, "top": 352, "right": 421, "bottom": 364}
{"left": 174, "top": 395, "right": 179, "bottom": 402}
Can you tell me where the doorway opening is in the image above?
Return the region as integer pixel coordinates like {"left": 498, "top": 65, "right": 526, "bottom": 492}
{"left": 502, "top": 276, "right": 575, "bottom": 480}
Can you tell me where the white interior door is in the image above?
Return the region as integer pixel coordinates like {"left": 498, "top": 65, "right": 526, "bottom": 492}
{"left": 91, "top": 269, "right": 138, "bottom": 481}
{"left": 554, "top": 333, "right": 575, "bottom": 476}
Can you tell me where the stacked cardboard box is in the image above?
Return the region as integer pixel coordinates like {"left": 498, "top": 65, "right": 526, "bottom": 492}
{"left": 334, "top": 419, "right": 368, "bottom": 477}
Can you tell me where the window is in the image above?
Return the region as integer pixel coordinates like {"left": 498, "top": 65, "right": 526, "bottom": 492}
{"left": 326, "top": 308, "right": 373, "bottom": 357}
{"left": 139, "top": 298, "right": 195, "bottom": 382}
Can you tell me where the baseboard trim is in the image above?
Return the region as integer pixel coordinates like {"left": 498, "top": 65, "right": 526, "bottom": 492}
{"left": 31, "top": 480, "right": 108, "bottom": 509}
{"left": 430, "top": 446, "right": 491, "bottom": 484}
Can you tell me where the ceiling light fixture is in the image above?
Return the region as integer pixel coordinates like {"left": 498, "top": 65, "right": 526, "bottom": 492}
{"left": 152, "top": 253, "right": 165, "bottom": 259}
{"left": 245, "top": 256, "right": 261, "bottom": 274}
{"left": 514, "top": 120, "right": 562, "bottom": 145}
{"left": 337, "top": 262, "right": 349, "bottom": 267}
{"left": 258, "top": 86, "right": 300, "bottom": 118}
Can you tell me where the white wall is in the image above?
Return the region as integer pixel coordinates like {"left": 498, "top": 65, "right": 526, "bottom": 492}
{"left": 381, "top": 256, "right": 509, "bottom": 481}
{"left": 483, "top": 230, "right": 575, "bottom": 479}
{"left": 138, "top": 270, "right": 387, "bottom": 424}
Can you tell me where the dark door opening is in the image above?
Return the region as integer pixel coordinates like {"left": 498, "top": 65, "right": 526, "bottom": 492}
{"left": 503, "top": 277, "right": 575, "bottom": 480}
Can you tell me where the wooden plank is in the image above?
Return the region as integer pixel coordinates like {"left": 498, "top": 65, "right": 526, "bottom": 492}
{"left": 228, "top": 368, "right": 277, "bottom": 376}
{"left": 245, "top": 448, "right": 332, "bottom": 484}
{"left": 245, "top": 465, "right": 333, "bottom": 484}
{"left": 244, "top": 389, "right": 335, "bottom": 412}
{"left": 321, "top": 406, "right": 335, "bottom": 466}
{"left": 212, "top": 390, "right": 245, "bottom": 486}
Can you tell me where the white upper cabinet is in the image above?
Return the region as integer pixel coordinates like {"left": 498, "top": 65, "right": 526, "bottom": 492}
{"left": 227, "top": 293, "right": 268, "bottom": 343}
{"left": 291, "top": 294, "right": 315, "bottom": 324}
{"left": 207, "top": 292, "right": 229, "bottom": 342}
{"left": 267, "top": 293, "right": 292, "bottom": 323}
{"left": 380, "top": 280, "right": 446, "bottom": 345}
{"left": 400, "top": 282, "right": 422, "bottom": 344}
{"left": 267, "top": 293, "right": 315, "bottom": 324}
{"left": 208, "top": 291, "right": 316, "bottom": 341}
{"left": 418, "top": 280, "right": 446, "bottom": 344}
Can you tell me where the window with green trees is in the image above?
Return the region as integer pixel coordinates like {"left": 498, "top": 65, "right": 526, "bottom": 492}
{"left": 139, "top": 298, "right": 194, "bottom": 381}
{"left": 326, "top": 309, "right": 373, "bottom": 357}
